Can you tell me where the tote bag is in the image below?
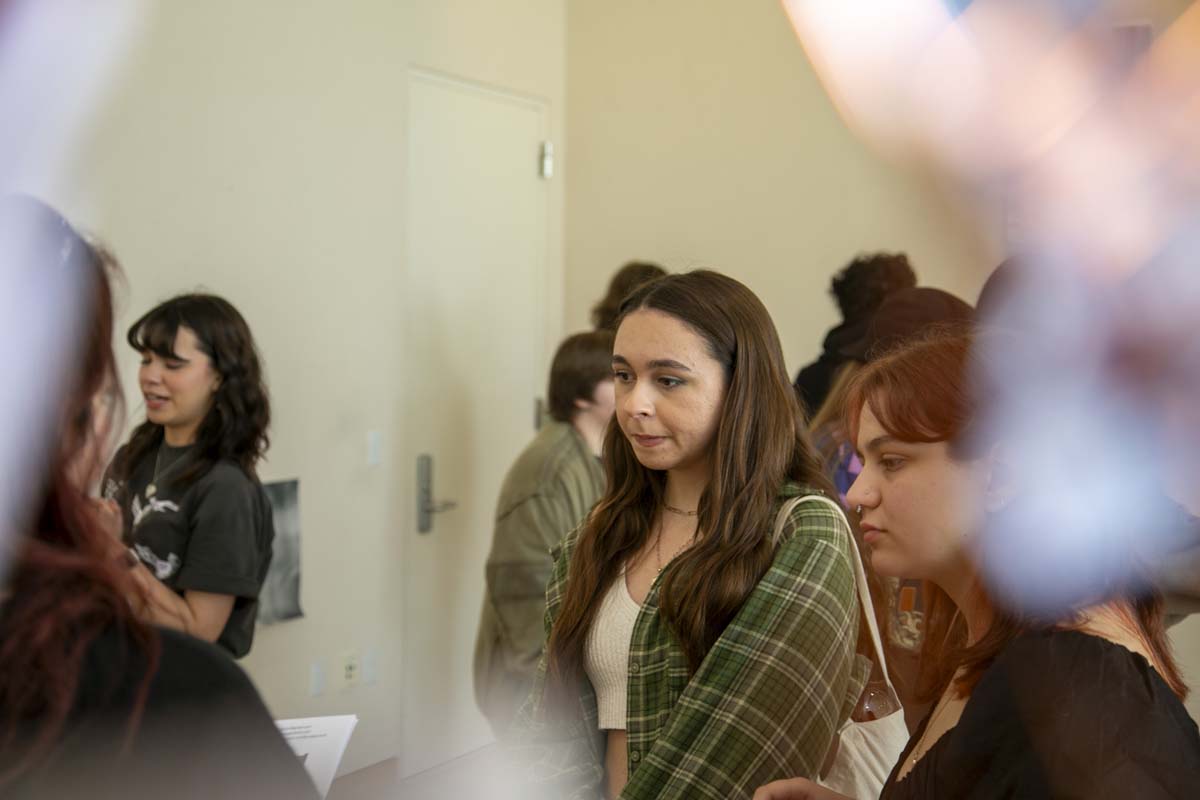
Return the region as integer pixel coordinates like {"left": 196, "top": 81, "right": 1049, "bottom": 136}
{"left": 774, "top": 494, "right": 909, "bottom": 799}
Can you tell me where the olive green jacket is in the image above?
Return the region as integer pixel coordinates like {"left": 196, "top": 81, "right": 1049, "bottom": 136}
{"left": 473, "top": 420, "right": 606, "bottom": 737}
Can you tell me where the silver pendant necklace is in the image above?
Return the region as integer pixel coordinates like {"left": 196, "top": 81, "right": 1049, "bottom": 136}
{"left": 146, "top": 445, "right": 186, "bottom": 498}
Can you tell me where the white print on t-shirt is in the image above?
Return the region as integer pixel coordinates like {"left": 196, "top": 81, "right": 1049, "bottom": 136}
{"left": 103, "top": 478, "right": 120, "bottom": 502}
{"left": 133, "top": 543, "right": 182, "bottom": 580}
{"left": 131, "top": 494, "right": 180, "bottom": 527}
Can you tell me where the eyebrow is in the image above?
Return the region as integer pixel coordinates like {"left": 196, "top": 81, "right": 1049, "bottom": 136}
{"left": 611, "top": 355, "right": 692, "bottom": 371}
{"left": 862, "top": 434, "right": 900, "bottom": 453}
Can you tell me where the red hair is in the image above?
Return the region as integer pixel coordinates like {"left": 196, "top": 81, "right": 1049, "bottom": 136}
{"left": 0, "top": 198, "right": 158, "bottom": 783}
{"left": 843, "top": 328, "right": 1186, "bottom": 702}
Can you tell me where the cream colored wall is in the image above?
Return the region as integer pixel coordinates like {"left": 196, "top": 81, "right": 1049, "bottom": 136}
{"left": 51, "top": 0, "right": 565, "bottom": 775}
{"left": 564, "top": 0, "right": 996, "bottom": 370}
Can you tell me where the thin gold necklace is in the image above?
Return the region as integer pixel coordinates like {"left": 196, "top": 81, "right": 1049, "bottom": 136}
{"left": 654, "top": 518, "right": 696, "bottom": 573}
{"left": 663, "top": 503, "right": 698, "bottom": 516}
{"left": 907, "top": 673, "right": 966, "bottom": 769}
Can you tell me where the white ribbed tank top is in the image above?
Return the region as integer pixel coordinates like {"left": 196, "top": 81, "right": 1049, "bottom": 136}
{"left": 583, "top": 571, "right": 642, "bottom": 730}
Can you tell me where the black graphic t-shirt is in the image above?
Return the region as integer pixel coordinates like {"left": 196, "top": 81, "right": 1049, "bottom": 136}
{"left": 106, "top": 444, "right": 274, "bottom": 658}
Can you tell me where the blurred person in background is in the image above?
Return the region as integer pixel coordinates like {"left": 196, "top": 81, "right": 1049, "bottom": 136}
{"left": 591, "top": 261, "right": 667, "bottom": 332}
{"left": 807, "top": 287, "right": 973, "bottom": 731}
{"left": 475, "top": 329, "right": 615, "bottom": 738}
{"left": 809, "top": 287, "right": 973, "bottom": 505}
{"left": 794, "top": 253, "right": 916, "bottom": 416}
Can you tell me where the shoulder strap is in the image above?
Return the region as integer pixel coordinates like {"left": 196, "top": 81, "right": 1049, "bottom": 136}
{"left": 773, "top": 494, "right": 896, "bottom": 693}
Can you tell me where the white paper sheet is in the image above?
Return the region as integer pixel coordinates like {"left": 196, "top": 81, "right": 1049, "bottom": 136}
{"left": 275, "top": 715, "right": 358, "bottom": 799}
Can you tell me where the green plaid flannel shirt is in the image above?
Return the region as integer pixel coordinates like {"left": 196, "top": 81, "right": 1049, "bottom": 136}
{"left": 511, "top": 483, "right": 867, "bottom": 799}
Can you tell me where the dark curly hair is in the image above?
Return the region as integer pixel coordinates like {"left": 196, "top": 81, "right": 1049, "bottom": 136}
{"left": 830, "top": 252, "right": 917, "bottom": 321}
{"left": 111, "top": 294, "right": 270, "bottom": 486}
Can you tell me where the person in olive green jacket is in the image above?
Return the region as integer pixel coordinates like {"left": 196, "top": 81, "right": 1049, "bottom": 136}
{"left": 474, "top": 329, "right": 615, "bottom": 737}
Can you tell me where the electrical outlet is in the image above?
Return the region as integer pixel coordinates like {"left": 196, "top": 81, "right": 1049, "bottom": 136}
{"left": 340, "top": 651, "right": 361, "bottom": 689}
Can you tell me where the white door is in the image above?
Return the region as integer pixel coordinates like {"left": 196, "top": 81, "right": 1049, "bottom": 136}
{"left": 401, "top": 69, "right": 549, "bottom": 777}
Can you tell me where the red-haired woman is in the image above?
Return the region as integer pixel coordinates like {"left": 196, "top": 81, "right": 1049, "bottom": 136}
{"left": 0, "top": 197, "right": 316, "bottom": 800}
{"left": 756, "top": 329, "right": 1200, "bottom": 799}
{"left": 516, "top": 271, "right": 867, "bottom": 799}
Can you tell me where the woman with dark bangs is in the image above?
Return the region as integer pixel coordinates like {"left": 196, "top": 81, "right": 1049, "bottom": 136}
{"left": 103, "top": 294, "right": 274, "bottom": 658}
{"left": 0, "top": 197, "right": 315, "bottom": 799}
{"left": 516, "top": 270, "right": 866, "bottom": 799}
{"left": 756, "top": 330, "right": 1200, "bottom": 799}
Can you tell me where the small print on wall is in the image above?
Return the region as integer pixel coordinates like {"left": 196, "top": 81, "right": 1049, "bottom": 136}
{"left": 259, "top": 479, "right": 303, "bottom": 624}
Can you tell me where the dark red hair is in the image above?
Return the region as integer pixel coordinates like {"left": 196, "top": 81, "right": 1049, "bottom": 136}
{"left": 0, "top": 197, "right": 159, "bottom": 783}
{"left": 844, "top": 327, "right": 1186, "bottom": 702}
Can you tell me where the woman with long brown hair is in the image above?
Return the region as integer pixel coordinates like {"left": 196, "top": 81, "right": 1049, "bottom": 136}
{"left": 517, "top": 270, "right": 866, "bottom": 799}
{"left": 756, "top": 329, "right": 1200, "bottom": 799}
{"left": 0, "top": 197, "right": 315, "bottom": 799}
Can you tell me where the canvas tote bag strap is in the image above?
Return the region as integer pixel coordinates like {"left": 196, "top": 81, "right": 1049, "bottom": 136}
{"left": 773, "top": 493, "right": 897, "bottom": 694}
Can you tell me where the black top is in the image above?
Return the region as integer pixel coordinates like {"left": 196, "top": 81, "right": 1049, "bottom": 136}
{"left": 6, "top": 626, "right": 318, "bottom": 800}
{"left": 106, "top": 444, "right": 274, "bottom": 658}
{"left": 793, "top": 318, "right": 868, "bottom": 415}
{"left": 881, "top": 629, "right": 1200, "bottom": 799}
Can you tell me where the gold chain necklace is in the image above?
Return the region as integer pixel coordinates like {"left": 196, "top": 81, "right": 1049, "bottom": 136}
{"left": 654, "top": 517, "right": 696, "bottom": 573}
{"left": 906, "top": 680, "right": 962, "bottom": 769}
{"left": 663, "top": 503, "right": 698, "bottom": 517}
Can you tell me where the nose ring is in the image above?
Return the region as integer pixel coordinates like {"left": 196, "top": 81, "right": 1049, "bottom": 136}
{"left": 855, "top": 505, "right": 863, "bottom": 516}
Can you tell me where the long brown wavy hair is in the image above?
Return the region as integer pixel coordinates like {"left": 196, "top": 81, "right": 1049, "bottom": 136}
{"left": 844, "top": 328, "right": 1186, "bottom": 702}
{"left": 545, "top": 270, "right": 834, "bottom": 707}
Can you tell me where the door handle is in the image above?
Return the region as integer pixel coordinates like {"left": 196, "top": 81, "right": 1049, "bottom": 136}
{"left": 417, "top": 454, "right": 458, "bottom": 534}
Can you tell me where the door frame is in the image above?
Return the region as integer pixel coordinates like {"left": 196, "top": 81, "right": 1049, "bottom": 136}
{"left": 396, "top": 66, "right": 556, "bottom": 778}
